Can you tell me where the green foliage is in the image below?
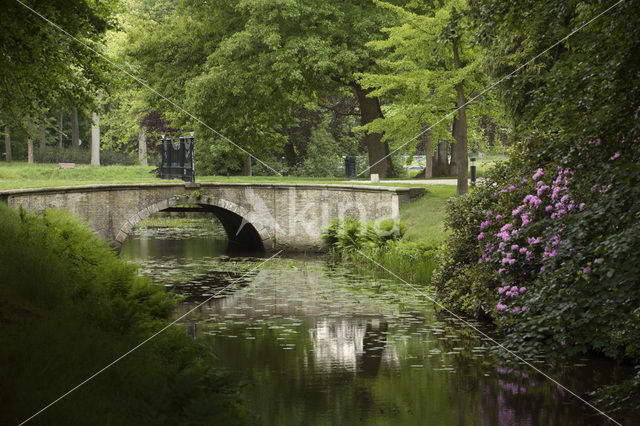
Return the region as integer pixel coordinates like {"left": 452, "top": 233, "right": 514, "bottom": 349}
{"left": 323, "top": 217, "right": 437, "bottom": 285}
{"left": 358, "top": 0, "right": 505, "bottom": 155}
{"left": 434, "top": 0, "right": 640, "bottom": 408}
{"left": 0, "top": 0, "right": 119, "bottom": 127}
{"left": 0, "top": 205, "right": 247, "bottom": 424}
{"left": 431, "top": 179, "right": 497, "bottom": 318}
{"left": 469, "top": 0, "right": 640, "bottom": 165}
{"left": 293, "top": 119, "right": 344, "bottom": 177}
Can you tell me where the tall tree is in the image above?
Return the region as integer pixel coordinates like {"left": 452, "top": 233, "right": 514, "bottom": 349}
{"left": 138, "top": 126, "right": 148, "bottom": 166}
{"left": 450, "top": 6, "right": 468, "bottom": 195}
{"left": 91, "top": 112, "right": 100, "bottom": 166}
{"left": 3, "top": 126, "right": 11, "bottom": 163}
{"left": 71, "top": 107, "right": 80, "bottom": 147}
{"left": 39, "top": 118, "right": 46, "bottom": 156}
{"left": 359, "top": 0, "right": 498, "bottom": 191}
{"left": 116, "top": 0, "right": 403, "bottom": 177}
{"left": 0, "top": 0, "right": 119, "bottom": 128}
{"left": 58, "top": 110, "right": 63, "bottom": 148}
{"left": 27, "top": 121, "right": 34, "bottom": 164}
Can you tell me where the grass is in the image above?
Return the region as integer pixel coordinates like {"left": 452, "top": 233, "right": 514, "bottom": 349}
{"left": 0, "top": 162, "right": 161, "bottom": 190}
{"left": 404, "top": 153, "right": 508, "bottom": 179}
{"left": 0, "top": 162, "right": 455, "bottom": 190}
{"left": 400, "top": 185, "right": 455, "bottom": 245}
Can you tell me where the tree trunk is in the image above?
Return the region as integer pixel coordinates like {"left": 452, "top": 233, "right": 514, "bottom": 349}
{"left": 138, "top": 126, "right": 148, "bottom": 166}
{"left": 90, "top": 112, "right": 100, "bottom": 167}
{"left": 242, "top": 155, "right": 252, "bottom": 176}
{"left": 71, "top": 107, "right": 79, "bottom": 147}
{"left": 432, "top": 140, "right": 449, "bottom": 177}
{"left": 58, "top": 110, "right": 63, "bottom": 148}
{"left": 452, "top": 13, "right": 468, "bottom": 195}
{"left": 4, "top": 126, "right": 11, "bottom": 162}
{"left": 352, "top": 82, "right": 395, "bottom": 178}
{"left": 27, "top": 121, "right": 34, "bottom": 164}
{"left": 421, "top": 123, "right": 432, "bottom": 178}
{"left": 39, "top": 118, "right": 46, "bottom": 157}
{"left": 449, "top": 118, "right": 459, "bottom": 176}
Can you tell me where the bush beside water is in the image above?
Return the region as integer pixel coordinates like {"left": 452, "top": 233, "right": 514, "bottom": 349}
{"left": 432, "top": 136, "right": 640, "bottom": 414}
{"left": 0, "top": 205, "right": 246, "bottom": 424}
{"left": 323, "top": 218, "right": 438, "bottom": 286}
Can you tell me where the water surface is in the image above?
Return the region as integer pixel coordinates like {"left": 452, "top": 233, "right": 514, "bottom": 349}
{"left": 121, "top": 216, "right": 633, "bottom": 425}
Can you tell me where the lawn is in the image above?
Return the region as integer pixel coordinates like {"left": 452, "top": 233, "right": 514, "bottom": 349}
{"left": 0, "top": 162, "right": 449, "bottom": 190}
{"left": 400, "top": 185, "right": 455, "bottom": 245}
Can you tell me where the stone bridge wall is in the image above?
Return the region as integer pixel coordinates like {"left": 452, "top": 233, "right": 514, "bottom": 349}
{"left": 0, "top": 183, "right": 424, "bottom": 251}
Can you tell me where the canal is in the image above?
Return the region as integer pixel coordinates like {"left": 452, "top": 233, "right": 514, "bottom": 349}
{"left": 120, "top": 214, "right": 632, "bottom": 425}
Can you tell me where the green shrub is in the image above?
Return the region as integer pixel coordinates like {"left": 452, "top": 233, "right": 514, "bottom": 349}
{"left": 323, "top": 217, "right": 436, "bottom": 285}
{"left": 0, "top": 205, "right": 247, "bottom": 424}
{"left": 433, "top": 134, "right": 640, "bottom": 364}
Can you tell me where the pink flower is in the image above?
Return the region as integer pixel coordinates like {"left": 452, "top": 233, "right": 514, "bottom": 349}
{"left": 537, "top": 185, "right": 549, "bottom": 196}
{"left": 610, "top": 152, "right": 620, "bottom": 160}
{"left": 582, "top": 267, "right": 591, "bottom": 275}
{"left": 486, "top": 210, "right": 493, "bottom": 216}
{"left": 527, "top": 237, "right": 541, "bottom": 245}
{"left": 508, "top": 185, "right": 516, "bottom": 191}
{"left": 594, "top": 258, "right": 604, "bottom": 264}
{"left": 496, "top": 214, "right": 503, "bottom": 220}
{"left": 533, "top": 168, "right": 544, "bottom": 180}
{"left": 477, "top": 232, "right": 485, "bottom": 240}
{"left": 545, "top": 205, "right": 553, "bottom": 212}
{"left": 498, "top": 268, "right": 506, "bottom": 275}
{"left": 519, "top": 287, "right": 527, "bottom": 293}
{"left": 521, "top": 306, "right": 528, "bottom": 312}
{"left": 579, "top": 203, "right": 586, "bottom": 211}
{"left": 497, "top": 303, "right": 508, "bottom": 312}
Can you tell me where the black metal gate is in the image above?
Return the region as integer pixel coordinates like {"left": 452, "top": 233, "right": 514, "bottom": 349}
{"left": 160, "top": 136, "right": 195, "bottom": 182}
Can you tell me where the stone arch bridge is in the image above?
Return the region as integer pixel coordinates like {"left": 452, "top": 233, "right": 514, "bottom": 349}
{"left": 0, "top": 183, "right": 424, "bottom": 252}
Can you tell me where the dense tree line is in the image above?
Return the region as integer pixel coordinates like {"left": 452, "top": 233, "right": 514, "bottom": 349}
{"left": 2, "top": 0, "right": 509, "bottom": 188}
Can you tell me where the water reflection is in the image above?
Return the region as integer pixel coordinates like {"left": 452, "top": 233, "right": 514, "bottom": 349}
{"left": 122, "top": 220, "right": 638, "bottom": 425}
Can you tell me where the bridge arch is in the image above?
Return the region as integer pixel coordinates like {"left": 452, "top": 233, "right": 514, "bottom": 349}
{"left": 117, "top": 196, "right": 273, "bottom": 252}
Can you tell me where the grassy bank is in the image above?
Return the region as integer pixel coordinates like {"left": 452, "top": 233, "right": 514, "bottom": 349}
{"left": 0, "top": 205, "right": 246, "bottom": 424}
{"left": 400, "top": 185, "right": 454, "bottom": 245}
{"left": 326, "top": 185, "right": 456, "bottom": 285}
{"left": 0, "top": 162, "right": 160, "bottom": 189}
{"left": 0, "top": 162, "right": 452, "bottom": 190}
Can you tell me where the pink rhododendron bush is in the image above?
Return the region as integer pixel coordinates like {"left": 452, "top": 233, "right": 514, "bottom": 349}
{"left": 433, "top": 135, "right": 640, "bottom": 364}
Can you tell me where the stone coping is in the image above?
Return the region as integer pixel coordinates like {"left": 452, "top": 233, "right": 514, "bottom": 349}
{"left": 0, "top": 182, "right": 425, "bottom": 197}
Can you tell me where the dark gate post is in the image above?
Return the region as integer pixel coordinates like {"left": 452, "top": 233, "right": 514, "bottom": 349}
{"left": 345, "top": 155, "right": 356, "bottom": 180}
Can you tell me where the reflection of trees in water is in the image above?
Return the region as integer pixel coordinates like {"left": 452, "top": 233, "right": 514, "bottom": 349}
{"left": 360, "top": 320, "right": 389, "bottom": 376}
